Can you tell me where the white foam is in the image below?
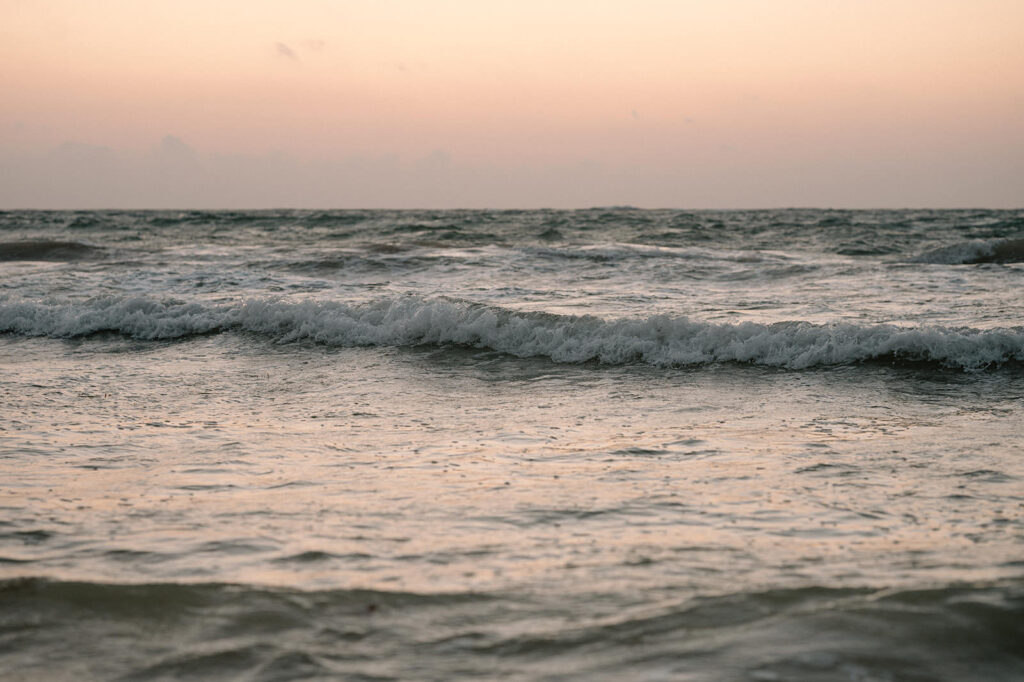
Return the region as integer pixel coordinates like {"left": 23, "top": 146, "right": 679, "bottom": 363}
{"left": 2, "top": 295, "right": 1022, "bottom": 370}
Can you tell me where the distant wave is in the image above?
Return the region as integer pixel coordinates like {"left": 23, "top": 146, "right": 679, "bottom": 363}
{"left": 522, "top": 243, "right": 778, "bottom": 264}
{"left": 272, "top": 243, "right": 782, "bottom": 275}
{"left": 2, "top": 295, "right": 1022, "bottom": 370}
{"left": 0, "top": 240, "right": 102, "bottom": 262}
{"left": 913, "top": 238, "right": 1024, "bottom": 264}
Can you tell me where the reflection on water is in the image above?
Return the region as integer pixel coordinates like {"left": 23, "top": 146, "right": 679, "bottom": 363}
{"left": 3, "top": 337, "right": 1021, "bottom": 597}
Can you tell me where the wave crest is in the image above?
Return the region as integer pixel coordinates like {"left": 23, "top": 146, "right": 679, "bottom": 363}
{"left": 2, "top": 295, "right": 1022, "bottom": 370}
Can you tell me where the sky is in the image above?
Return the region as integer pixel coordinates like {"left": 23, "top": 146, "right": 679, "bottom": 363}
{"left": 1, "top": 0, "right": 1022, "bottom": 208}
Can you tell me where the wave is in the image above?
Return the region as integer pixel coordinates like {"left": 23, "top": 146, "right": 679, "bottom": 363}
{"left": 523, "top": 243, "right": 774, "bottom": 263}
{"left": 913, "top": 238, "right": 1024, "bottom": 264}
{"left": 0, "top": 239, "right": 102, "bottom": 262}
{"left": 0, "top": 576, "right": 478, "bottom": 615}
{"left": 2, "top": 578, "right": 1021, "bottom": 681}
{"left": 2, "top": 295, "right": 1022, "bottom": 370}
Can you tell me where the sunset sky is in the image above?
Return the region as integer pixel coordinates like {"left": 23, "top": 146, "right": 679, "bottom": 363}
{"left": 1, "top": 0, "right": 1022, "bottom": 208}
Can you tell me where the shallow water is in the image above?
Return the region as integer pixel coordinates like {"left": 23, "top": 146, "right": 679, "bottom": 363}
{"left": 2, "top": 209, "right": 1023, "bottom": 680}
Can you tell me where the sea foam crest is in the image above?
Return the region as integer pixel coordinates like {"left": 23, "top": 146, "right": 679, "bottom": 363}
{"left": 2, "top": 295, "right": 1022, "bottom": 370}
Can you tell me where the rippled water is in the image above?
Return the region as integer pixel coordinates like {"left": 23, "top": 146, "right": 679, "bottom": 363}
{"left": 2, "top": 209, "right": 1023, "bottom": 680}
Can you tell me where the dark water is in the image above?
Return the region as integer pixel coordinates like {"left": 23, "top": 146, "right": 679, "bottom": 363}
{"left": 3, "top": 579, "right": 1022, "bottom": 681}
{"left": 2, "top": 209, "right": 1023, "bottom": 680}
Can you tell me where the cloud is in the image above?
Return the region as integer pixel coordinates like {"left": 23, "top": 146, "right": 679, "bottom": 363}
{"left": 275, "top": 42, "right": 298, "bottom": 61}
{"left": 2, "top": 136, "right": 1021, "bottom": 209}
{"left": 158, "top": 135, "right": 194, "bottom": 158}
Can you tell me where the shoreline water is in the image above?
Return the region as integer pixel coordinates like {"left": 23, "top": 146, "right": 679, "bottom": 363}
{"left": 2, "top": 209, "right": 1022, "bottom": 679}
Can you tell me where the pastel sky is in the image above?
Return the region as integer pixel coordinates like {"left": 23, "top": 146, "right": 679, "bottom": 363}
{"left": 1, "top": 0, "right": 1022, "bottom": 208}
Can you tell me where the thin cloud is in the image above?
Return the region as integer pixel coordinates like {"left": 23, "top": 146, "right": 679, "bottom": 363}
{"left": 275, "top": 42, "right": 298, "bottom": 61}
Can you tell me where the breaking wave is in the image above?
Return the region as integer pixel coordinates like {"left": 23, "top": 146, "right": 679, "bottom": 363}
{"left": 913, "top": 238, "right": 1024, "bottom": 264}
{"left": 3, "top": 295, "right": 1022, "bottom": 370}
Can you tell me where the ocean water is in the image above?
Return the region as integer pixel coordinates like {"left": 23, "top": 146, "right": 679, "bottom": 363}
{"left": 1, "top": 208, "right": 1023, "bottom": 681}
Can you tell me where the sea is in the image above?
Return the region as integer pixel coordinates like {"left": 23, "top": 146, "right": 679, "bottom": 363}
{"left": 1, "top": 208, "right": 1022, "bottom": 681}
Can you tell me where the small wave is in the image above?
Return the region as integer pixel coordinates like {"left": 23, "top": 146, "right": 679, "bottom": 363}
{"left": 302, "top": 210, "right": 372, "bottom": 227}
{"left": 66, "top": 215, "right": 106, "bottom": 229}
{"left": 0, "top": 576, "right": 482, "bottom": 621}
{"left": 1, "top": 578, "right": 1022, "bottom": 681}
{"left": 2, "top": 295, "right": 1022, "bottom": 370}
{"left": 913, "top": 238, "right": 1024, "bottom": 264}
{"left": 835, "top": 239, "right": 902, "bottom": 256}
{"left": 274, "top": 248, "right": 473, "bottom": 273}
{"left": 524, "top": 243, "right": 772, "bottom": 264}
{"left": 361, "top": 242, "right": 412, "bottom": 254}
{"left": 0, "top": 240, "right": 102, "bottom": 262}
